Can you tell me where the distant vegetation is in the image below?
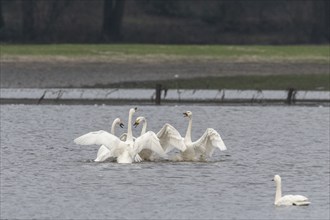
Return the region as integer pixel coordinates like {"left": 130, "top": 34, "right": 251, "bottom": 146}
{"left": 0, "top": 0, "right": 329, "bottom": 44}
{"left": 91, "top": 74, "right": 330, "bottom": 91}
{"left": 1, "top": 44, "right": 329, "bottom": 63}
{"left": 1, "top": 44, "right": 328, "bottom": 90}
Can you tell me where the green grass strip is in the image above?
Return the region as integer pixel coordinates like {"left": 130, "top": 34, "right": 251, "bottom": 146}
{"left": 1, "top": 44, "right": 329, "bottom": 61}
{"left": 92, "top": 74, "right": 330, "bottom": 91}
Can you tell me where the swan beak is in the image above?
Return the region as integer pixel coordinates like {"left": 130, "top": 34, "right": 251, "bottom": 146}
{"left": 183, "top": 112, "right": 188, "bottom": 117}
{"left": 133, "top": 121, "right": 140, "bottom": 127}
{"left": 134, "top": 107, "right": 138, "bottom": 111}
{"left": 119, "top": 123, "right": 124, "bottom": 128}
{"left": 271, "top": 179, "right": 274, "bottom": 181}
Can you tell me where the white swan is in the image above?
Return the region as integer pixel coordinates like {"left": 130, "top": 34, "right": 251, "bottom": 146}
{"left": 74, "top": 108, "right": 167, "bottom": 163}
{"left": 94, "top": 118, "right": 124, "bottom": 162}
{"left": 272, "top": 175, "right": 310, "bottom": 206}
{"left": 133, "top": 116, "right": 186, "bottom": 160}
{"left": 176, "top": 111, "right": 227, "bottom": 161}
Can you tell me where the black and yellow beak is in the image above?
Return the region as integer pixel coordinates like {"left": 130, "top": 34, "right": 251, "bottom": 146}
{"left": 119, "top": 123, "right": 124, "bottom": 128}
{"left": 133, "top": 121, "right": 140, "bottom": 128}
{"left": 183, "top": 112, "right": 188, "bottom": 117}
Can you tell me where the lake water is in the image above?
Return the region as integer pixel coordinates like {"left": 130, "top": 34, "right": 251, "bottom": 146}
{"left": 1, "top": 104, "right": 329, "bottom": 219}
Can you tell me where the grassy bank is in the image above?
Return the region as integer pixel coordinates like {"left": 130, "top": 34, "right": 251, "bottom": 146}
{"left": 1, "top": 44, "right": 329, "bottom": 90}
{"left": 91, "top": 74, "right": 329, "bottom": 91}
{"left": 1, "top": 44, "right": 329, "bottom": 62}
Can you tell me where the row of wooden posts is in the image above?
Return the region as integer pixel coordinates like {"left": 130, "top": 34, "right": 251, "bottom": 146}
{"left": 155, "top": 84, "right": 298, "bottom": 105}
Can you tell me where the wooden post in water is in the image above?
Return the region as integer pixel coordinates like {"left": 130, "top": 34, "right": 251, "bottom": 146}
{"left": 286, "top": 88, "right": 296, "bottom": 105}
{"left": 155, "top": 84, "right": 162, "bottom": 105}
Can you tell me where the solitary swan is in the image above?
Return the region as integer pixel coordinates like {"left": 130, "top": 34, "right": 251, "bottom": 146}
{"left": 94, "top": 118, "right": 124, "bottom": 162}
{"left": 272, "top": 175, "right": 310, "bottom": 206}
{"left": 74, "top": 108, "right": 167, "bottom": 163}
{"left": 133, "top": 116, "right": 186, "bottom": 160}
{"left": 177, "top": 111, "right": 227, "bottom": 161}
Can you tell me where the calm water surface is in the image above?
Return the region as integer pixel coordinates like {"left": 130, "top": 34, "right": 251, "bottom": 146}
{"left": 1, "top": 105, "right": 329, "bottom": 219}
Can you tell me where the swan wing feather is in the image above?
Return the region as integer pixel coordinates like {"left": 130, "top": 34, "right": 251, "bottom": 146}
{"left": 74, "top": 130, "right": 121, "bottom": 149}
{"left": 157, "top": 123, "right": 186, "bottom": 153}
{"left": 94, "top": 145, "right": 112, "bottom": 162}
{"left": 193, "top": 128, "right": 226, "bottom": 157}
{"left": 277, "top": 195, "right": 310, "bottom": 206}
{"left": 134, "top": 131, "right": 167, "bottom": 158}
{"left": 108, "top": 144, "right": 127, "bottom": 158}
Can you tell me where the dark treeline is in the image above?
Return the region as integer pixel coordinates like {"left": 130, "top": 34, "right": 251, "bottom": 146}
{"left": 0, "top": 0, "right": 329, "bottom": 44}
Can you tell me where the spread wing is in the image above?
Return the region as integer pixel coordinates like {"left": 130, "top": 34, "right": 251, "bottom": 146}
{"left": 157, "top": 123, "right": 186, "bottom": 153}
{"left": 74, "top": 130, "right": 121, "bottom": 150}
{"left": 94, "top": 145, "right": 112, "bottom": 162}
{"left": 193, "top": 128, "right": 227, "bottom": 157}
{"left": 134, "top": 131, "right": 167, "bottom": 158}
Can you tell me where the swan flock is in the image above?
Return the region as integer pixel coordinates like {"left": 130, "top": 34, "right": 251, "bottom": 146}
{"left": 74, "top": 107, "right": 311, "bottom": 206}
{"left": 74, "top": 107, "right": 227, "bottom": 163}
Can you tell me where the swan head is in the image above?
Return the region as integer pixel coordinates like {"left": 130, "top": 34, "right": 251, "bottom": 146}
{"left": 134, "top": 116, "right": 146, "bottom": 128}
{"left": 272, "top": 175, "right": 281, "bottom": 183}
{"left": 129, "top": 107, "right": 138, "bottom": 114}
{"left": 183, "top": 111, "right": 192, "bottom": 118}
{"left": 114, "top": 118, "right": 124, "bottom": 128}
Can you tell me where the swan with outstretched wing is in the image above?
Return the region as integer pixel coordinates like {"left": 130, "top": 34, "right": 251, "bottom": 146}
{"left": 74, "top": 108, "right": 167, "bottom": 163}
{"left": 177, "top": 111, "right": 227, "bottom": 161}
{"left": 94, "top": 118, "right": 124, "bottom": 162}
{"left": 133, "top": 116, "right": 186, "bottom": 161}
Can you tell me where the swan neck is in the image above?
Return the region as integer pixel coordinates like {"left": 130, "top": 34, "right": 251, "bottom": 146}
{"left": 275, "top": 181, "right": 282, "bottom": 203}
{"left": 185, "top": 117, "right": 192, "bottom": 141}
{"left": 127, "top": 111, "right": 134, "bottom": 141}
{"left": 111, "top": 121, "right": 116, "bottom": 135}
{"left": 141, "top": 120, "right": 147, "bottom": 136}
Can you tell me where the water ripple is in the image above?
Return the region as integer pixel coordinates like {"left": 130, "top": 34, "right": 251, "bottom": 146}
{"left": 1, "top": 105, "right": 329, "bottom": 220}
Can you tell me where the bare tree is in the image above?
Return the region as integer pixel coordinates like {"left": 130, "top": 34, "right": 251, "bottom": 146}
{"left": 21, "top": 0, "right": 36, "bottom": 40}
{"left": 102, "top": 0, "right": 126, "bottom": 41}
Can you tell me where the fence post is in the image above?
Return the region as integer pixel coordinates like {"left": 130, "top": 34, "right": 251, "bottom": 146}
{"left": 286, "top": 88, "right": 296, "bottom": 105}
{"left": 155, "top": 84, "right": 162, "bottom": 105}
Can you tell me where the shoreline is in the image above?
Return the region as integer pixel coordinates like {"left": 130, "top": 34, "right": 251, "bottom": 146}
{"left": 1, "top": 88, "right": 329, "bottom": 106}
{"left": 1, "top": 44, "right": 329, "bottom": 90}
{"left": 1, "top": 60, "right": 328, "bottom": 89}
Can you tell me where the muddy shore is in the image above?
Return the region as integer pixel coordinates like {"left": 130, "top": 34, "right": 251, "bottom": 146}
{"left": 1, "top": 59, "right": 328, "bottom": 88}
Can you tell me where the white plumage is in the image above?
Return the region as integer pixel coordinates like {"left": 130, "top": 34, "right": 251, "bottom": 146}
{"left": 94, "top": 118, "right": 124, "bottom": 162}
{"left": 176, "top": 111, "right": 227, "bottom": 161}
{"left": 74, "top": 108, "right": 167, "bottom": 163}
{"left": 273, "top": 175, "right": 310, "bottom": 206}
{"left": 133, "top": 116, "right": 186, "bottom": 160}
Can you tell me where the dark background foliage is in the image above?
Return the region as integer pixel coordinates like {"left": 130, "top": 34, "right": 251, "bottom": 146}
{"left": 0, "top": 0, "right": 329, "bottom": 44}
